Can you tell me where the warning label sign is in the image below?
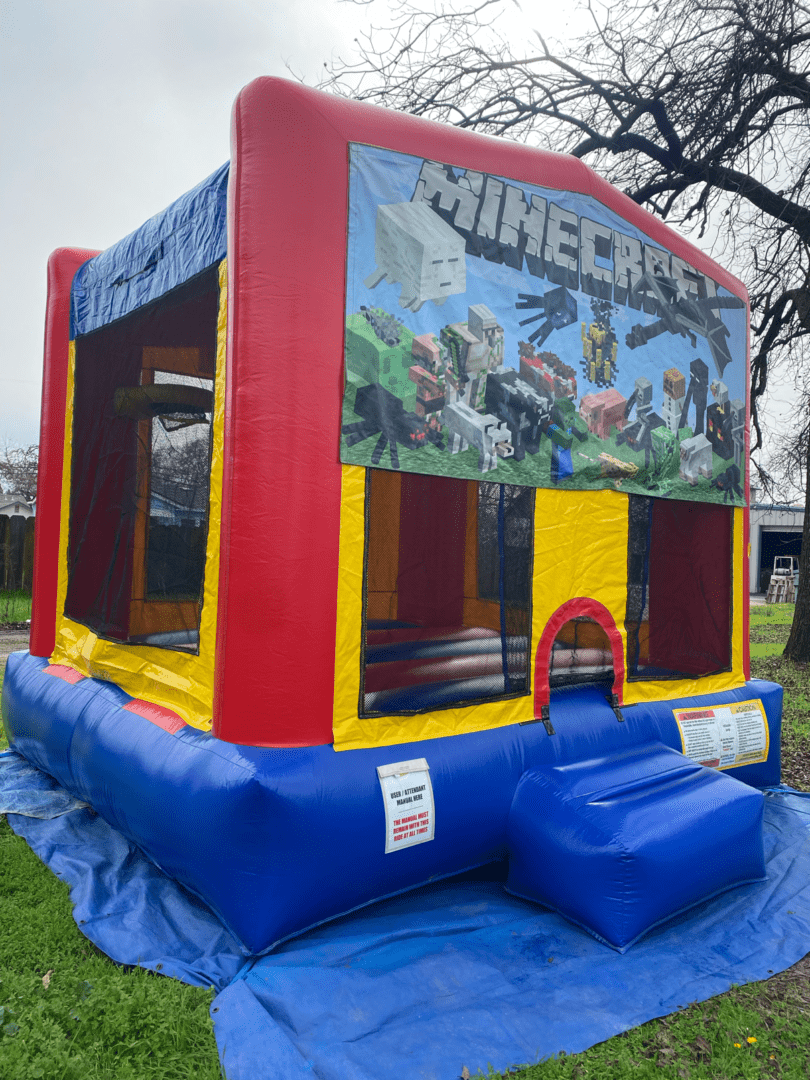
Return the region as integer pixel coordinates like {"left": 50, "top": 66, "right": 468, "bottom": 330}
{"left": 673, "top": 699, "right": 770, "bottom": 770}
{"left": 377, "top": 757, "right": 435, "bottom": 854}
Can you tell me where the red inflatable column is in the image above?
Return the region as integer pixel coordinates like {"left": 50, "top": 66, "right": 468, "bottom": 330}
{"left": 30, "top": 248, "right": 98, "bottom": 659}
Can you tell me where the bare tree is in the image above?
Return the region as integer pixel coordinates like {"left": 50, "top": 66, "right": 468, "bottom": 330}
{"left": 324, "top": 0, "right": 810, "bottom": 660}
{"left": 767, "top": 417, "right": 810, "bottom": 659}
{"left": 0, "top": 444, "right": 38, "bottom": 503}
{"left": 150, "top": 426, "right": 212, "bottom": 516}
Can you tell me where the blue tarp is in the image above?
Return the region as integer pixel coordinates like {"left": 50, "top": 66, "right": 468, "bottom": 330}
{"left": 2, "top": 751, "right": 808, "bottom": 1080}
{"left": 0, "top": 749, "right": 88, "bottom": 818}
{"left": 70, "top": 163, "right": 229, "bottom": 338}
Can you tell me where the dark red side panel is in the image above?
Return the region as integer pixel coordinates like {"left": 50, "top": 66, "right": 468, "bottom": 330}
{"left": 647, "top": 502, "right": 733, "bottom": 677}
{"left": 30, "top": 248, "right": 99, "bottom": 659}
{"left": 397, "top": 474, "right": 467, "bottom": 629}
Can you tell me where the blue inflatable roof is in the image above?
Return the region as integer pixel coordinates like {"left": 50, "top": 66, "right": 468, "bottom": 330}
{"left": 70, "top": 162, "right": 229, "bottom": 338}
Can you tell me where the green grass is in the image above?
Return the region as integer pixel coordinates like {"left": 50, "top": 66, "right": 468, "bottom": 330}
{"left": 0, "top": 589, "right": 32, "bottom": 624}
{"left": 0, "top": 819, "right": 221, "bottom": 1079}
{"left": 749, "top": 603, "right": 796, "bottom": 627}
{"left": 750, "top": 642, "right": 786, "bottom": 657}
{"left": 0, "top": 593, "right": 221, "bottom": 1078}
{"left": 477, "top": 982, "right": 810, "bottom": 1078}
{"left": 1, "top": 602, "right": 808, "bottom": 1079}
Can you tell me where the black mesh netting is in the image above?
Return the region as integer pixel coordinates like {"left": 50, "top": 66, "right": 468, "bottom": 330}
{"left": 361, "top": 472, "right": 533, "bottom": 715}
{"left": 64, "top": 266, "right": 219, "bottom": 651}
{"left": 625, "top": 494, "right": 733, "bottom": 678}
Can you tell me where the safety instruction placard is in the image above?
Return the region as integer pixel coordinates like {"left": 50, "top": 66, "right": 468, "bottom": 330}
{"left": 378, "top": 757, "right": 435, "bottom": 853}
{"left": 674, "top": 699, "right": 769, "bottom": 770}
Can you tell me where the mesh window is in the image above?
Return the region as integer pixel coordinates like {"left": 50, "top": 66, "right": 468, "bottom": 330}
{"left": 477, "top": 483, "right": 533, "bottom": 606}
{"left": 361, "top": 471, "right": 533, "bottom": 715}
{"left": 64, "top": 267, "right": 219, "bottom": 651}
{"left": 625, "top": 496, "right": 733, "bottom": 679}
{"left": 146, "top": 370, "right": 213, "bottom": 604}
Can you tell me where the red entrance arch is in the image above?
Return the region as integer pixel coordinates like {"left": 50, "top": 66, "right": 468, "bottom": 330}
{"left": 533, "top": 597, "right": 625, "bottom": 716}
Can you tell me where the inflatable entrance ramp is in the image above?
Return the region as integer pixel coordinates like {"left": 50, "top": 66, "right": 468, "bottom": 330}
{"left": 507, "top": 742, "right": 765, "bottom": 951}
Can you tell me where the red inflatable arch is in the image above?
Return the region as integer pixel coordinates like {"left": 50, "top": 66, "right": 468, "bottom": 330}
{"left": 533, "top": 598, "right": 625, "bottom": 716}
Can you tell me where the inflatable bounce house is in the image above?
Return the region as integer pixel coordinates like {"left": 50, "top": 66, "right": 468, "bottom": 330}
{"left": 4, "top": 79, "right": 783, "bottom": 955}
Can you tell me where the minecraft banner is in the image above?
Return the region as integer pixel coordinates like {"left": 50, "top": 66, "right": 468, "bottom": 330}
{"left": 341, "top": 144, "right": 747, "bottom": 505}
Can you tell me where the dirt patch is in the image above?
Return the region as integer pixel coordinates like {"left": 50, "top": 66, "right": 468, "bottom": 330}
{"left": 0, "top": 626, "right": 31, "bottom": 685}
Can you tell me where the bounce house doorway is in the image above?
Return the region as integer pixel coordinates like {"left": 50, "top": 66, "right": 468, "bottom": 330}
{"left": 533, "top": 599, "right": 625, "bottom": 716}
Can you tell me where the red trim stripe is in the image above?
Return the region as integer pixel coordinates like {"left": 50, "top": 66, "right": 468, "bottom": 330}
{"left": 46, "top": 664, "right": 86, "bottom": 684}
{"left": 123, "top": 699, "right": 186, "bottom": 734}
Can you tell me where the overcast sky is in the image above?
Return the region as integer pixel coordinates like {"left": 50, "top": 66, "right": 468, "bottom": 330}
{"left": 0, "top": 0, "right": 792, "bottom": 485}
{"left": 0, "top": 0, "right": 381, "bottom": 444}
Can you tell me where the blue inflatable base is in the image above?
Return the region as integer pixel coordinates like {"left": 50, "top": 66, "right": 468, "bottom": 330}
{"left": 3, "top": 762, "right": 808, "bottom": 1080}
{"left": 3, "top": 651, "right": 783, "bottom": 955}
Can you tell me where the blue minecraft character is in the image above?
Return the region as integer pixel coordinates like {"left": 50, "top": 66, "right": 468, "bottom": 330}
{"left": 549, "top": 426, "right": 574, "bottom": 483}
